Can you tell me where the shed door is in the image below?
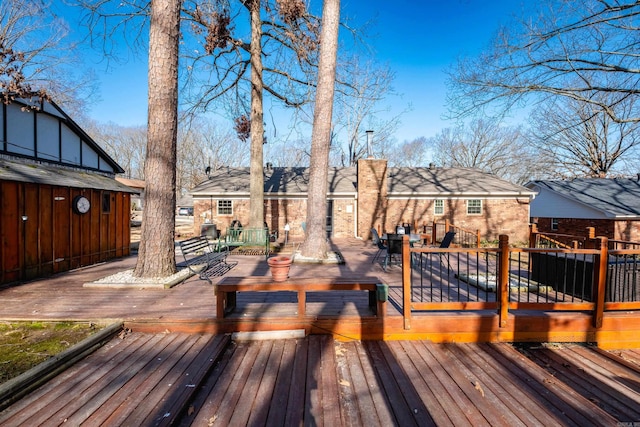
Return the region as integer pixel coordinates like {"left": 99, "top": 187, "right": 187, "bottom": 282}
{"left": 53, "top": 190, "right": 71, "bottom": 273}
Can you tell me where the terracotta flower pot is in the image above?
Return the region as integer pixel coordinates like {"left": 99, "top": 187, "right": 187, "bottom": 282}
{"left": 267, "top": 256, "right": 292, "bottom": 282}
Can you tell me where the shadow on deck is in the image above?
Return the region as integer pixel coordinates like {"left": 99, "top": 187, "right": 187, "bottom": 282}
{"left": 2, "top": 331, "right": 639, "bottom": 426}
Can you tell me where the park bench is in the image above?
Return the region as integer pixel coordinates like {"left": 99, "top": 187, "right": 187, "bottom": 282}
{"left": 219, "top": 226, "right": 271, "bottom": 259}
{"left": 178, "top": 235, "right": 236, "bottom": 283}
{"left": 215, "top": 276, "right": 388, "bottom": 319}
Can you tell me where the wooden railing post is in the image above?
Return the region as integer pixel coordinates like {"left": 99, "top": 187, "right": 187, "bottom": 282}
{"left": 431, "top": 220, "right": 437, "bottom": 245}
{"left": 529, "top": 223, "right": 538, "bottom": 248}
{"left": 401, "top": 234, "right": 412, "bottom": 329}
{"left": 585, "top": 227, "right": 595, "bottom": 249}
{"left": 593, "top": 236, "right": 608, "bottom": 328}
{"left": 498, "top": 234, "right": 510, "bottom": 327}
{"left": 476, "top": 229, "right": 481, "bottom": 248}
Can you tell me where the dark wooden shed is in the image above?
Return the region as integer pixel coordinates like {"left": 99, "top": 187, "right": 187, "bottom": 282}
{"left": 0, "top": 96, "right": 136, "bottom": 285}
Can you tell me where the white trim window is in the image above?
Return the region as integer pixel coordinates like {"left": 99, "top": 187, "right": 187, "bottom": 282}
{"left": 217, "top": 200, "right": 233, "bottom": 215}
{"left": 551, "top": 218, "right": 559, "bottom": 231}
{"left": 467, "top": 199, "right": 482, "bottom": 215}
{"left": 434, "top": 199, "right": 444, "bottom": 215}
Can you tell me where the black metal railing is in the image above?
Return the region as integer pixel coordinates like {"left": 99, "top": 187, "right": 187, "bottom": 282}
{"left": 399, "top": 235, "right": 640, "bottom": 330}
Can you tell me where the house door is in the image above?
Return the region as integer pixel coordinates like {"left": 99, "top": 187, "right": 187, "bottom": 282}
{"left": 326, "top": 200, "right": 333, "bottom": 238}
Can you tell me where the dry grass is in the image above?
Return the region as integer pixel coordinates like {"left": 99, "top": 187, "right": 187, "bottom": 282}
{"left": 0, "top": 321, "right": 102, "bottom": 383}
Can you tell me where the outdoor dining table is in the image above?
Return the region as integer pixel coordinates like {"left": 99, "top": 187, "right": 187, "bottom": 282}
{"left": 381, "top": 233, "right": 423, "bottom": 246}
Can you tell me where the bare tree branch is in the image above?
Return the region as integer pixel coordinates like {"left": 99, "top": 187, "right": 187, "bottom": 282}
{"left": 447, "top": 0, "right": 640, "bottom": 124}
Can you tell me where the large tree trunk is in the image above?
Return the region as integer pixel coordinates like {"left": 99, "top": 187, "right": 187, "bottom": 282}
{"left": 299, "top": 0, "right": 340, "bottom": 259}
{"left": 134, "top": 0, "right": 181, "bottom": 277}
{"left": 249, "top": 0, "right": 265, "bottom": 229}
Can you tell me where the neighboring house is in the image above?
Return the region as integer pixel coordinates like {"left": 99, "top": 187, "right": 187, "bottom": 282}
{"left": 0, "top": 96, "right": 137, "bottom": 285}
{"left": 190, "top": 159, "right": 534, "bottom": 243}
{"left": 116, "top": 177, "right": 146, "bottom": 211}
{"left": 526, "top": 178, "right": 640, "bottom": 242}
{"left": 176, "top": 194, "right": 194, "bottom": 215}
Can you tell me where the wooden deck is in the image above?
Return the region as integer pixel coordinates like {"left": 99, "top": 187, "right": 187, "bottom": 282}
{"left": 1, "top": 238, "right": 640, "bottom": 425}
{"left": 0, "top": 239, "right": 639, "bottom": 347}
{"left": 1, "top": 332, "right": 639, "bottom": 426}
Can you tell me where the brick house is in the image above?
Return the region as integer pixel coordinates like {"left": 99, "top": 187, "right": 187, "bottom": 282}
{"left": 0, "top": 96, "right": 136, "bottom": 285}
{"left": 526, "top": 178, "right": 640, "bottom": 242}
{"left": 190, "top": 158, "right": 534, "bottom": 243}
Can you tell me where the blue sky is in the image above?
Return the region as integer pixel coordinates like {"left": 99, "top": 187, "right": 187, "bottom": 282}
{"left": 71, "top": 0, "right": 527, "bottom": 143}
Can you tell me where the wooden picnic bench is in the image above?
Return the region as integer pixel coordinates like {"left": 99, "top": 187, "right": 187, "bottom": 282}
{"left": 215, "top": 277, "right": 388, "bottom": 319}
{"left": 178, "top": 235, "right": 236, "bottom": 283}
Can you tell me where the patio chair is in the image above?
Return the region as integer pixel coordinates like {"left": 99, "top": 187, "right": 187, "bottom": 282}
{"left": 430, "top": 231, "right": 456, "bottom": 271}
{"left": 371, "top": 228, "right": 387, "bottom": 264}
{"left": 383, "top": 233, "right": 403, "bottom": 271}
{"left": 439, "top": 231, "right": 456, "bottom": 249}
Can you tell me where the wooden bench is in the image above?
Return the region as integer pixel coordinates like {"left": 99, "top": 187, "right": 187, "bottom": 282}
{"left": 215, "top": 277, "right": 388, "bottom": 319}
{"left": 178, "top": 236, "right": 236, "bottom": 283}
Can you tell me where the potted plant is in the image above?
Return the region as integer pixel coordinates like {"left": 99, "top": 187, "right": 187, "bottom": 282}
{"left": 267, "top": 255, "right": 293, "bottom": 282}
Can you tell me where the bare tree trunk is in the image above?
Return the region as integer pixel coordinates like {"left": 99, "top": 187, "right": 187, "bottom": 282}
{"left": 134, "top": 0, "right": 180, "bottom": 277}
{"left": 249, "top": 0, "right": 265, "bottom": 229}
{"left": 299, "top": 0, "right": 340, "bottom": 259}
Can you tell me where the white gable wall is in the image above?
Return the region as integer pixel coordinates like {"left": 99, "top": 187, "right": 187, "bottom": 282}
{"left": 60, "top": 123, "right": 81, "bottom": 164}
{"left": 37, "top": 113, "right": 60, "bottom": 161}
{"left": 82, "top": 140, "right": 99, "bottom": 168}
{"left": 6, "top": 104, "right": 35, "bottom": 156}
{"left": 3, "top": 102, "right": 117, "bottom": 173}
{"left": 530, "top": 187, "right": 609, "bottom": 219}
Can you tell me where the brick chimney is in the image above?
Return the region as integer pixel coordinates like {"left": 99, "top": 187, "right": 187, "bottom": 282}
{"left": 357, "top": 158, "right": 388, "bottom": 239}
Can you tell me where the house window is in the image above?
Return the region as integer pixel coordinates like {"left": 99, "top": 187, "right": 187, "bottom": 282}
{"left": 217, "top": 200, "right": 233, "bottom": 215}
{"left": 467, "top": 199, "right": 482, "bottom": 215}
{"left": 551, "top": 218, "right": 559, "bottom": 231}
{"left": 434, "top": 199, "right": 444, "bottom": 215}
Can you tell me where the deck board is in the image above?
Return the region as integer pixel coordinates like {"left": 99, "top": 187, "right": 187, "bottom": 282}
{"left": 486, "top": 343, "right": 619, "bottom": 427}
{"left": 445, "top": 343, "right": 547, "bottom": 426}
{"left": 522, "top": 344, "right": 640, "bottom": 421}
{"left": 1, "top": 333, "right": 640, "bottom": 426}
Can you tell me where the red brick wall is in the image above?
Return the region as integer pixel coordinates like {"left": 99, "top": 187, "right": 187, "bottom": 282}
{"left": 354, "top": 159, "right": 530, "bottom": 243}
{"left": 378, "top": 198, "right": 530, "bottom": 244}
{"left": 535, "top": 217, "right": 640, "bottom": 242}
{"left": 193, "top": 197, "right": 356, "bottom": 239}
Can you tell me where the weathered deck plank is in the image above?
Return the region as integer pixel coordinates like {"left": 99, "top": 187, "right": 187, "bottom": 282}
{"left": 87, "top": 333, "right": 189, "bottom": 425}
{"left": 486, "top": 343, "right": 619, "bottom": 427}
{"left": 2, "top": 333, "right": 640, "bottom": 426}
{"left": 445, "top": 343, "right": 548, "bottom": 426}
{"left": 521, "top": 344, "right": 640, "bottom": 422}
{"left": 0, "top": 332, "right": 228, "bottom": 427}
{"left": 351, "top": 340, "right": 397, "bottom": 426}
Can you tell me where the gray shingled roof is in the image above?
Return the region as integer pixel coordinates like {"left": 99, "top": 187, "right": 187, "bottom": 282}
{"left": 0, "top": 158, "right": 138, "bottom": 193}
{"left": 388, "top": 167, "right": 533, "bottom": 196}
{"left": 190, "top": 167, "right": 357, "bottom": 196}
{"left": 529, "top": 178, "right": 640, "bottom": 217}
{"left": 190, "top": 166, "right": 533, "bottom": 197}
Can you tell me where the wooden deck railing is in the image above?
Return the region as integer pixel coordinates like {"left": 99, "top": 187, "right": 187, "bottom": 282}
{"left": 530, "top": 223, "right": 640, "bottom": 250}
{"left": 529, "top": 224, "right": 586, "bottom": 249}
{"left": 400, "top": 234, "right": 640, "bottom": 330}
{"left": 377, "top": 220, "right": 480, "bottom": 248}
